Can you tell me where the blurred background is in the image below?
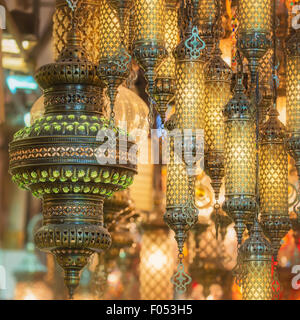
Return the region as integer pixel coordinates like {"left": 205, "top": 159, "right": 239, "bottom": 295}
{"left": 0, "top": 0, "right": 299, "bottom": 300}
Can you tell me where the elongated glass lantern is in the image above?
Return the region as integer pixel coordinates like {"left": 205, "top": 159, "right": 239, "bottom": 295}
{"left": 223, "top": 74, "right": 257, "bottom": 245}
{"left": 139, "top": 225, "right": 174, "bottom": 300}
{"left": 240, "top": 220, "right": 273, "bottom": 300}
{"left": 133, "top": 0, "right": 167, "bottom": 124}
{"left": 286, "top": 30, "right": 300, "bottom": 182}
{"left": 153, "top": 0, "right": 179, "bottom": 123}
{"left": 237, "top": 0, "right": 272, "bottom": 82}
{"left": 204, "top": 45, "right": 232, "bottom": 207}
{"left": 259, "top": 109, "right": 291, "bottom": 260}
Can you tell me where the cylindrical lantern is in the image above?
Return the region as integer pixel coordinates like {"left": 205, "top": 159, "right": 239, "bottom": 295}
{"left": 237, "top": 0, "right": 272, "bottom": 81}
{"left": 223, "top": 75, "right": 257, "bottom": 245}
{"left": 197, "top": 0, "right": 217, "bottom": 54}
{"left": 240, "top": 220, "right": 273, "bottom": 300}
{"left": 152, "top": 0, "right": 179, "bottom": 123}
{"left": 132, "top": 0, "right": 167, "bottom": 124}
{"left": 259, "top": 108, "right": 291, "bottom": 260}
{"left": 139, "top": 225, "right": 174, "bottom": 300}
{"left": 286, "top": 30, "right": 300, "bottom": 182}
{"left": 204, "top": 46, "right": 232, "bottom": 203}
{"left": 53, "top": 0, "right": 102, "bottom": 64}
{"left": 258, "top": 49, "right": 273, "bottom": 126}
{"left": 98, "top": 0, "right": 132, "bottom": 120}
{"left": 165, "top": 134, "right": 190, "bottom": 253}
{"left": 174, "top": 25, "right": 205, "bottom": 131}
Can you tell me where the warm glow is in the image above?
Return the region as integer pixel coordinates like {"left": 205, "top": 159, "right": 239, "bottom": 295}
{"left": 146, "top": 249, "right": 168, "bottom": 270}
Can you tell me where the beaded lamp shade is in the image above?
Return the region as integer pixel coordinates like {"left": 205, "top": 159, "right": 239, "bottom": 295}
{"left": 53, "top": 0, "right": 102, "bottom": 64}
{"left": 223, "top": 76, "right": 257, "bottom": 245}
{"left": 152, "top": 0, "right": 179, "bottom": 123}
{"left": 237, "top": 0, "right": 272, "bottom": 81}
{"left": 139, "top": 226, "right": 174, "bottom": 300}
{"left": 240, "top": 220, "right": 273, "bottom": 300}
{"left": 286, "top": 30, "right": 300, "bottom": 182}
{"left": 9, "top": 27, "right": 137, "bottom": 298}
{"left": 204, "top": 47, "right": 232, "bottom": 203}
{"left": 259, "top": 108, "right": 291, "bottom": 260}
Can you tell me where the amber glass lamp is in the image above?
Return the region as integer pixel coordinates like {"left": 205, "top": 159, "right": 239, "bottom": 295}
{"left": 223, "top": 72, "right": 257, "bottom": 245}
{"left": 139, "top": 225, "right": 174, "bottom": 300}
{"left": 240, "top": 220, "right": 273, "bottom": 300}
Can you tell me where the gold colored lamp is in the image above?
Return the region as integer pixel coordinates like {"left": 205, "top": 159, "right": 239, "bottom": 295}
{"left": 9, "top": 7, "right": 137, "bottom": 298}
{"left": 53, "top": 0, "right": 102, "bottom": 64}
{"left": 259, "top": 108, "right": 291, "bottom": 260}
{"left": 258, "top": 49, "right": 273, "bottom": 126}
{"left": 286, "top": 30, "right": 300, "bottom": 184}
{"left": 237, "top": 0, "right": 272, "bottom": 84}
{"left": 132, "top": 0, "right": 167, "bottom": 125}
{"left": 223, "top": 72, "right": 257, "bottom": 245}
{"left": 204, "top": 38, "right": 232, "bottom": 214}
{"left": 197, "top": 0, "right": 217, "bottom": 54}
{"left": 152, "top": 0, "right": 179, "bottom": 124}
{"left": 240, "top": 220, "right": 273, "bottom": 300}
{"left": 98, "top": 0, "right": 132, "bottom": 123}
{"left": 139, "top": 224, "right": 174, "bottom": 300}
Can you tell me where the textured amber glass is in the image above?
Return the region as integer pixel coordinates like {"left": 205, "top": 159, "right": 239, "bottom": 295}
{"left": 198, "top": 0, "right": 216, "bottom": 24}
{"left": 133, "top": 0, "right": 165, "bottom": 44}
{"left": 238, "top": 0, "right": 272, "bottom": 34}
{"left": 242, "top": 260, "right": 272, "bottom": 300}
{"left": 139, "top": 228, "right": 174, "bottom": 300}
{"left": 224, "top": 121, "right": 256, "bottom": 196}
{"left": 204, "top": 82, "right": 231, "bottom": 152}
{"left": 286, "top": 55, "right": 300, "bottom": 134}
{"left": 99, "top": 0, "right": 128, "bottom": 60}
{"left": 53, "top": 0, "right": 102, "bottom": 63}
{"left": 175, "top": 61, "right": 205, "bottom": 130}
{"left": 157, "top": 0, "right": 178, "bottom": 79}
{"left": 166, "top": 137, "right": 189, "bottom": 207}
{"left": 259, "top": 144, "right": 288, "bottom": 217}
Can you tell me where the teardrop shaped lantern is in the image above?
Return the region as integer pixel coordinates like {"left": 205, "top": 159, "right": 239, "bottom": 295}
{"left": 9, "top": 25, "right": 137, "bottom": 298}
{"left": 223, "top": 72, "right": 257, "bottom": 245}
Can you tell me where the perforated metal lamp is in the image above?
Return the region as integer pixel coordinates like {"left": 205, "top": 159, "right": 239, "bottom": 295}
{"left": 286, "top": 30, "right": 300, "bottom": 185}
{"left": 259, "top": 108, "right": 291, "bottom": 261}
{"left": 152, "top": 0, "right": 179, "bottom": 124}
{"left": 240, "top": 220, "right": 273, "bottom": 300}
{"left": 9, "top": 10, "right": 137, "bottom": 298}
{"left": 237, "top": 0, "right": 273, "bottom": 84}
{"left": 223, "top": 73, "right": 257, "bottom": 245}
{"left": 132, "top": 0, "right": 167, "bottom": 125}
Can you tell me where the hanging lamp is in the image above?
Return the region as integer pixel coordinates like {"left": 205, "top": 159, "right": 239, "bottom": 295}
{"left": 240, "top": 219, "right": 273, "bottom": 300}
{"left": 9, "top": 2, "right": 137, "bottom": 298}
{"left": 152, "top": 0, "right": 179, "bottom": 124}
{"left": 204, "top": 1, "right": 232, "bottom": 234}
{"left": 132, "top": 0, "right": 167, "bottom": 126}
